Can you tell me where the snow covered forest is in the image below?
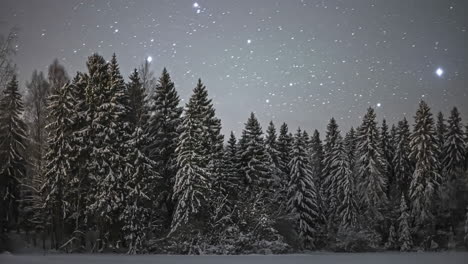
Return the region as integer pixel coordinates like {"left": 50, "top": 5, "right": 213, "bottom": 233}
{"left": 1, "top": 51, "right": 468, "bottom": 255}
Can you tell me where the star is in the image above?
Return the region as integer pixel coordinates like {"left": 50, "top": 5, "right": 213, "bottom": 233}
{"left": 435, "top": 67, "right": 444, "bottom": 77}
{"left": 147, "top": 56, "right": 153, "bottom": 63}
{"left": 247, "top": 39, "right": 252, "bottom": 44}
{"left": 193, "top": 2, "right": 199, "bottom": 8}
{"left": 376, "top": 103, "right": 382, "bottom": 108}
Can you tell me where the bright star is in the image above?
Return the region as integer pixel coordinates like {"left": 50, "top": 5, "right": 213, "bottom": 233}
{"left": 247, "top": 39, "right": 252, "bottom": 44}
{"left": 436, "top": 67, "right": 444, "bottom": 77}
{"left": 193, "top": 2, "right": 199, "bottom": 8}
{"left": 147, "top": 56, "right": 153, "bottom": 63}
{"left": 377, "top": 103, "right": 382, "bottom": 108}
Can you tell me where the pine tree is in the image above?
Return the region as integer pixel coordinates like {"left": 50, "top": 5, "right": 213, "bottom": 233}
{"left": 146, "top": 68, "right": 183, "bottom": 227}
{"left": 220, "top": 132, "right": 242, "bottom": 201}
{"left": 398, "top": 195, "right": 413, "bottom": 252}
{"left": 239, "top": 112, "right": 271, "bottom": 192}
{"left": 343, "top": 127, "right": 356, "bottom": 171}
{"left": 171, "top": 80, "right": 214, "bottom": 234}
{"left": 409, "top": 101, "right": 440, "bottom": 231}
{"left": 265, "top": 121, "right": 284, "bottom": 197}
{"left": 122, "top": 66, "right": 157, "bottom": 253}
{"left": 443, "top": 107, "right": 465, "bottom": 175}
{"left": 0, "top": 75, "right": 27, "bottom": 233}
{"left": 310, "top": 130, "right": 324, "bottom": 181}
{"left": 436, "top": 112, "right": 447, "bottom": 164}
{"left": 67, "top": 72, "right": 91, "bottom": 237}
{"left": 277, "top": 123, "right": 292, "bottom": 175}
{"left": 385, "top": 225, "right": 397, "bottom": 250}
{"left": 122, "top": 123, "right": 157, "bottom": 254}
{"left": 265, "top": 121, "right": 281, "bottom": 169}
{"left": 464, "top": 208, "right": 468, "bottom": 249}
{"left": 441, "top": 107, "right": 466, "bottom": 232}
{"left": 356, "top": 107, "right": 387, "bottom": 226}
{"left": 393, "top": 118, "right": 412, "bottom": 199}
{"left": 90, "top": 54, "right": 130, "bottom": 246}
{"left": 322, "top": 118, "right": 341, "bottom": 230}
{"left": 333, "top": 137, "right": 358, "bottom": 232}
{"left": 127, "top": 69, "right": 147, "bottom": 128}
{"left": 380, "top": 119, "right": 394, "bottom": 198}
{"left": 287, "top": 128, "right": 320, "bottom": 248}
{"left": 43, "top": 81, "right": 74, "bottom": 249}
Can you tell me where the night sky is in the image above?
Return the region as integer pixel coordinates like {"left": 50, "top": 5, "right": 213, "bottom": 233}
{"left": 1, "top": 0, "right": 467, "bottom": 135}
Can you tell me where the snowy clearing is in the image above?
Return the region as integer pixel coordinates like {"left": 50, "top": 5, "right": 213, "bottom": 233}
{"left": 1, "top": 252, "right": 468, "bottom": 264}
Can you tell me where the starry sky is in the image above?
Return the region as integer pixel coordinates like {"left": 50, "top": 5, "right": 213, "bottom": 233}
{"left": 1, "top": 0, "right": 467, "bottom": 135}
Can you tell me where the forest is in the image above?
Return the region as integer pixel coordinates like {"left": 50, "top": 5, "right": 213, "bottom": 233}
{"left": 1, "top": 48, "right": 468, "bottom": 254}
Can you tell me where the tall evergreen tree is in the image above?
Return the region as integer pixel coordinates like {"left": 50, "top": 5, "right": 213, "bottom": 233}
{"left": 287, "top": 128, "right": 320, "bottom": 248}
{"left": 239, "top": 113, "right": 271, "bottom": 192}
{"left": 127, "top": 69, "right": 147, "bottom": 128}
{"left": 89, "top": 54, "right": 130, "bottom": 246}
{"left": 333, "top": 137, "right": 358, "bottom": 232}
{"left": 409, "top": 101, "right": 440, "bottom": 234}
{"left": 356, "top": 108, "right": 387, "bottom": 226}
{"left": 146, "top": 68, "right": 183, "bottom": 227}
{"left": 443, "top": 107, "right": 465, "bottom": 175}
{"left": 220, "top": 132, "right": 241, "bottom": 201}
{"left": 43, "top": 81, "right": 74, "bottom": 249}
{"left": 123, "top": 66, "right": 157, "bottom": 253}
{"left": 343, "top": 127, "right": 357, "bottom": 171}
{"left": 0, "top": 75, "right": 27, "bottom": 233}
{"left": 171, "top": 80, "right": 215, "bottom": 234}
{"left": 322, "top": 118, "right": 341, "bottom": 230}
{"left": 393, "top": 118, "right": 412, "bottom": 199}
{"left": 380, "top": 119, "right": 394, "bottom": 198}
{"left": 398, "top": 195, "right": 413, "bottom": 252}
{"left": 265, "top": 121, "right": 280, "bottom": 169}
{"left": 277, "top": 123, "right": 292, "bottom": 175}
{"left": 441, "top": 107, "right": 466, "bottom": 232}
{"left": 436, "top": 112, "right": 447, "bottom": 164}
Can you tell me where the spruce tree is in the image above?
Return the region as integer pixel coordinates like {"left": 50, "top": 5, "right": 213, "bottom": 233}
{"left": 221, "top": 132, "right": 242, "bottom": 201}
{"left": 322, "top": 118, "right": 341, "bottom": 230}
{"left": 441, "top": 107, "right": 466, "bottom": 231}
{"left": 43, "top": 81, "right": 75, "bottom": 249}
{"left": 0, "top": 75, "right": 27, "bottom": 233}
{"left": 171, "top": 80, "right": 215, "bottom": 234}
{"left": 436, "top": 112, "right": 447, "bottom": 164}
{"left": 409, "top": 101, "right": 440, "bottom": 232}
{"left": 398, "top": 195, "right": 413, "bottom": 252}
{"left": 146, "top": 68, "right": 183, "bottom": 227}
{"left": 393, "top": 118, "right": 412, "bottom": 199}
{"left": 380, "top": 119, "right": 394, "bottom": 198}
{"left": 443, "top": 107, "right": 465, "bottom": 175}
{"left": 122, "top": 123, "right": 157, "bottom": 254}
{"left": 265, "top": 121, "right": 284, "bottom": 197}
{"left": 287, "top": 128, "right": 320, "bottom": 248}
{"left": 239, "top": 112, "right": 271, "bottom": 192}
{"left": 310, "top": 130, "right": 324, "bottom": 182}
{"left": 344, "top": 127, "right": 356, "bottom": 171}
{"left": 333, "top": 137, "right": 358, "bottom": 232}
{"left": 464, "top": 208, "right": 468, "bottom": 249}
{"left": 277, "top": 123, "right": 292, "bottom": 175}
{"left": 356, "top": 108, "right": 387, "bottom": 226}
{"left": 265, "top": 121, "right": 281, "bottom": 169}
{"left": 127, "top": 69, "right": 147, "bottom": 128}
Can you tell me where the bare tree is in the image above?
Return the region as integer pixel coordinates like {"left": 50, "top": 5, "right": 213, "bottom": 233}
{"left": 0, "top": 28, "right": 18, "bottom": 90}
{"left": 138, "top": 60, "right": 156, "bottom": 96}
{"left": 48, "top": 59, "right": 69, "bottom": 92}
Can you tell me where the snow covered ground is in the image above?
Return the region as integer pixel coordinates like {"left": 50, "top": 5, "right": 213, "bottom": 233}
{"left": 1, "top": 252, "right": 467, "bottom": 264}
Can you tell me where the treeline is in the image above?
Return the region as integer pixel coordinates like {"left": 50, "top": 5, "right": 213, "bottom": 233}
{"left": 0, "top": 53, "right": 468, "bottom": 254}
